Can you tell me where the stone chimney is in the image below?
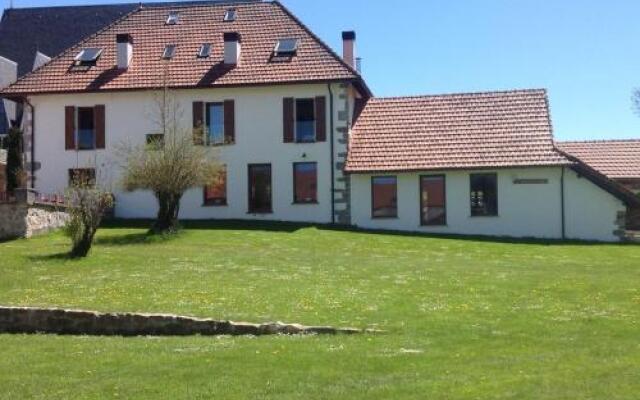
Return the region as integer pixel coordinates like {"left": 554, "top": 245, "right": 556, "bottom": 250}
{"left": 223, "top": 32, "right": 241, "bottom": 65}
{"left": 342, "top": 31, "right": 356, "bottom": 69}
{"left": 116, "top": 33, "right": 133, "bottom": 70}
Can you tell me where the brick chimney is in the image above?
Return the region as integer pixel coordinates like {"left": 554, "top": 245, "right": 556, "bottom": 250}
{"left": 342, "top": 31, "right": 356, "bottom": 69}
{"left": 116, "top": 33, "right": 133, "bottom": 69}
{"left": 223, "top": 32, "right": 241, "bottom": 65}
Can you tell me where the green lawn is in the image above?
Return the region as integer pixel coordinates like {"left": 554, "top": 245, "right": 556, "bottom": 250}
{"left": 1, "top": 221, "right": 639, "bottom": 399}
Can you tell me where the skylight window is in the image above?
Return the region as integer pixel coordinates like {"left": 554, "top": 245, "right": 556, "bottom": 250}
{"left": 224, "top": 8, "right": 237, "bottom": 22}
{"left": 197, "top": 43, "right": 211, "bottom": 58}
{"left": 74, "top": 48, "right": 103, "bottom": 65}
{"left": 274, "top": 38, "right": 298, "bottom": 56}
{"left": 166, "top": 11, "right": 179, "bottom": 25}
{"left": 162, "top": 44, "right": 176, "bottom": 59}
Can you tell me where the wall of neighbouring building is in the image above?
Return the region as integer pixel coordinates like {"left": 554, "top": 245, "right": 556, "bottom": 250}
{"left": 29, "top": 83, "right": 355, "bottom": 225}
{"left": 350, "top": 166, "right": 627, "bottom": 242}
{"left": 0, "top": 198, "right": 69, "bottom": 240}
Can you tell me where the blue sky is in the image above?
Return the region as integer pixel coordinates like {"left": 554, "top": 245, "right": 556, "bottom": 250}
{"left": 2, "top": 0, "right": 640, "bottom": 140}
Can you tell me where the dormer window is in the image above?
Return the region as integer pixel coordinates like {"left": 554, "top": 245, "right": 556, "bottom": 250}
{"left": 224, "top": 8, "right": 237, "bottom": 22}
{"left": 162, "top": 44, "right": 176, "bottom": 59}
{"left": 166, "top": 11, "right": 179, "bottom": 25}
{"left": 274, "top": 38, "right": 298, "bottom": 57}
{"left": 197, "top": 43, "right": 211, "bottom": 58}
{"left": 74, "top": 48, "right": 103, "bottom": 66}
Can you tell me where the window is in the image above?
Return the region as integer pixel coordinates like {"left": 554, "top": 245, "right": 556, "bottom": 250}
{"left": 74, "top": 48, "right": 102, "bottom": 66}
{"left": 68, "top": 168, "right": 96, "bottom": 187}
{"left": 204, "top": 166, "right": 227, "bottom": 206}
{"left": 371, "top": 176, "right": 397, "bottom": 218}
{"left": 224, "top": 8, "right": 237, "bottom": 22}
{"left": 421, "top": 175, "right": 446, "bottom": 226}
{"left": 145, "top": 134, "right": 164, "bottom": 149}
{"left": 274, "top": 38, "right": 298, "bottom": 56}
{"left": 206, "top": 103, "right": 224, "bottom": 145}
{"left": 77, "top": 107, "right": 95, "bottom": 150}
{"left": 166, "top": 11, "right": 179, "bottom": 25}
{"left": 295, "top": 98, "right": 315, "bottom": 143}
{"left": 197, "top": 43, "right": 211, "bottom": 58}
{"left": 162, "top": 44, "right": 176, "bottom": 59}
{"left": 293, "top": 162, "right": 317, "bottom": 204}
{"left": 470, "top": 173, "right": 498, "bottom": 216}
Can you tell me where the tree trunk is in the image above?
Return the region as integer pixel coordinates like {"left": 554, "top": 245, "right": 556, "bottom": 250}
{"left": 70, "top": 227, "right": 97, "bottom": 258}
{"left": 154, "top": 191, "right": 182, "bottom": 234}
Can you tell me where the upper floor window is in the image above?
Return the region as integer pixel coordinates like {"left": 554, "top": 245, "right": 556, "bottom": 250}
{"left": 470, "top": 173, "right": 498, "bottom": 216}
{"left": 293, "top": 162, "right": 317, "bottom": 204}
{"left": 204, "top": 166, "right": 227, "bottom": 206}
{"left": 372, "top": 176, "right": 397, "bottom": 218}
{"left": 162, "top": 44, "right": 176, "bottom": 59}
{"left": 166, "top": 11, "right": 179, "bottom": 25}
{"left": 206, "top": 103, "right": 224, "bottom": 145}
{"left": 197, "top": 43, "right": 211, "bottom": 58}
{"left": 74, "top": 48, "right": 102, "bottom": 66}
{"left": 274, "top": 38, "right": 298, "bottom": 57}
{"left": 223, "top": 8, "right": 237, "bottom": 22}
{"left": 295, "top": 99, "right": 315, "bottom": 143}
{"left": 192, "top": 101, "right": 235, "bottom": 146}
{"left": 65, "top": 105, "right": 105, "bottom": 151}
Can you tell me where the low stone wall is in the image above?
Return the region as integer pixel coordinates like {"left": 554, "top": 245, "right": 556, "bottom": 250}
{"left": 0, "top": 202, "right": 68, "bottom": 240}
{"left": 0, "top": 307, "right": 367, "bottom": 337}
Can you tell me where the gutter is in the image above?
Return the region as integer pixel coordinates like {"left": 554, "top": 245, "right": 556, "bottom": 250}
{"left": 328, "top": 83, "right": 335, "bottom": 224}
{"left": 21, "top": 97, "right": 35, "bottom": 189}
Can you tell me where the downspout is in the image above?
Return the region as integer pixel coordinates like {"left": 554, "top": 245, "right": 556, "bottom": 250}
{"left": 328, "top": 83, "right": 335, "bottom": 224}
{"left": 561, "top": 166, "right": 566, "bottom": 239}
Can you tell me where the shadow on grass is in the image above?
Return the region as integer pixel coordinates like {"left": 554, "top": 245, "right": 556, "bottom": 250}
{"left": 94, "top": 231, "right": 180, "bottom": 246}
{"left": 94, "top": 218, "right": 637, "bottom": 247}
{"left": 27, "top": 252, "right": 77, "bottom": 262}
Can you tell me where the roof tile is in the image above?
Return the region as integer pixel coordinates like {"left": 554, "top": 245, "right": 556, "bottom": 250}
{"left": 557, "top": 139, "right": 640, "bottom": 179}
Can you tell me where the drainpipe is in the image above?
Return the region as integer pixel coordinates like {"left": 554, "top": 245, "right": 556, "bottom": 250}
{"left": 327, "top": 83, "right": 335, "bottom": 224}
{"left": 561, "top": 166, "right": 566, "bottom": 239}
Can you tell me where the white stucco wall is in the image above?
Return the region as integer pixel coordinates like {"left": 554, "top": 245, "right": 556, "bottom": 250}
{"left": 350, "top": 167, "right": 626, "bottom": 242}
{"left": 29, "top": 83, "right": 350, "bottom": 224}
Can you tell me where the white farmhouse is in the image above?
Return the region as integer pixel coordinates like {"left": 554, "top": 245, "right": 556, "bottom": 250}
{"left": 1, "top": 1, "right": 638, "bottom": 242}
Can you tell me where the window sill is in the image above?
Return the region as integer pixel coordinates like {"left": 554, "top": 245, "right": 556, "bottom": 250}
{"left": 248, "top": 210, "right": 273, "bottom": 215}
{"left": 469, "top": 214, "right": 500, "bottom": 218}
{"left": 69, "top": 148, "right": 98, "bottom": 151}
{"left": 203, "top": 202, "right": 228, "bottom": 207}
{"left": 292, "top": 201, "right": 318, "bottom": 205}
{"left": 371, "top": 216, "right": 398, "bottom": 220}
{"left": 420, "top": 223, "right": 447, "bottom": 227}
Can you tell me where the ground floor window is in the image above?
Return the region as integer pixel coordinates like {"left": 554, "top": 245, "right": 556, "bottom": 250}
{"left": 68, "top": 168, "right": 96, "bottom": 187}
{"left": 203, "top": 166, "right": 227, "bottom": 206}
{"left": 420, "top": 175, "right": 446, "bottom": 225}
{"left": 293, "top": 162, "right": 317, "bottom": 204}
{"left": 371, "top": 176, "right": 397, "bottom": 218}
{"left": 470, "top": 173, "right": 498, "bottom": 216}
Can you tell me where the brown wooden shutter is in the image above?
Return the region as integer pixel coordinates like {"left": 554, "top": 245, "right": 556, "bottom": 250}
{"left": 65, "top": 106, "right": 76, "bottom": 150}
{"left": 283, "top": 97, "right": 294, "bottom": 143}
{"left": 315, "top": 96, "right": 326, "bottom": 142}
{"left": 193, "top": 101, "right": 204, "bottom": 145}
{"left": 223, "top": 100, "right": 235, "bottom": 144}
{"left": 94, "top": 105, "right": 106, "bottom": 149}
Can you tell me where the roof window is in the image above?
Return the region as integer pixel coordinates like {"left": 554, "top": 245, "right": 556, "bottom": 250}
{"left": 162, "top": 44, "right": 176, "bottom": 59}
{"left": 224, "top": 8, "right": 237, "bottom": 22}
{"left": 274, "top": 38, "right": 298, "bottom": 57}
{"left": 197, "top": 43, "right": 211, "bottom": 58}
{"left": 74, "top": 48, "right": 103, "bottom": 66}
{"left": 166, "top": 11, "right": 179, "bottom": 25}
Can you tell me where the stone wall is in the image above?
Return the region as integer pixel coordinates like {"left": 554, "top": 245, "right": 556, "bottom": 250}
{"left": 0, "top": 201, "right": 68, "bottom": 240}
{"left": 0, "top": 306, "right": 367, "bottom": 337}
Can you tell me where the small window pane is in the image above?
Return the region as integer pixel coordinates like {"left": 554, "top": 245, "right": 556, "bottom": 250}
{"left": 224, "top": 9, "right": 237, "bottom": 21}
{"left": 421, "top": 175, "right": 446, "bottom": 226}
{"left": 372, "top": 176, "right": 397, "bottom": 218}
{"left": 198, "top": 43, "right": 211, "bottom": 58}
{"left": 204, "top": 166, "right": 227, "bottom": 206}
{"left": 146, "top": 134, "right": 164, "bottom": 149}
{"left": 77, "top": 107, "right": 95, "bottom": 150}
{"left": 68, "top": 168, "right": 96, "bottom": 187}
{"left": 295, "top": 98, "right": 315, "bottom": 143}
{"left": 294, "top": 162, "right": 317, "bottom": 203}
{"left": 162, "top": 44, "right": 176, "bottom": 59}
{"left": 206, "top": 103, "right": 224, "bottom": 145}
{"left": 275, "top": 38, "right": 298, "bottom": 56}
{"left": 470, "top": 173, "right": 498, "bottom": 216}
{"left": 75, "top": 48, "right": 102, "bottom": 65}
{"left": 166, "top": 12, "right": 179, "bottom": 25}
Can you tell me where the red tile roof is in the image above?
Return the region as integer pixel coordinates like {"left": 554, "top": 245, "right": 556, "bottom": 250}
{"left": 556, "top": 139, "right": 640, "bottom": 179}
{"left": 346, "top": 89, "right": 570, "bottom": 173}
{"left": 1, "top": 1, "right": 366, "bottom": 96}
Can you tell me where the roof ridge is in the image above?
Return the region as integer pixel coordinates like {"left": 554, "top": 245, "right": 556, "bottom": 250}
{"left": 1, "top": 1, "right": 255, "bottom": 12}
{"left": 558, "top": 138, "right": 640, "bottom": 144}
{"left": 372, "top": 88, "right": 547, "bottom": 101}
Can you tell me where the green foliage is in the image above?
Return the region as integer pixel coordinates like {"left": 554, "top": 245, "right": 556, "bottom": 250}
{"left": 1, "top": 223, "right": 640, "bottom": 398}
{"left": 5, "top": 126, "right": 25, "bottom": 192}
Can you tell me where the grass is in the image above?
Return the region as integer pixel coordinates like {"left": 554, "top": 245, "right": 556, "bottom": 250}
{"left": 1, "top": 221, "right": 639, "bottom": 399}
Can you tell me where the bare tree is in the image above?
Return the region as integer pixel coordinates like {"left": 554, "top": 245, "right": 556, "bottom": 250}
{"left": 118, "top": 80, "right": 220, "bottom": 234}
